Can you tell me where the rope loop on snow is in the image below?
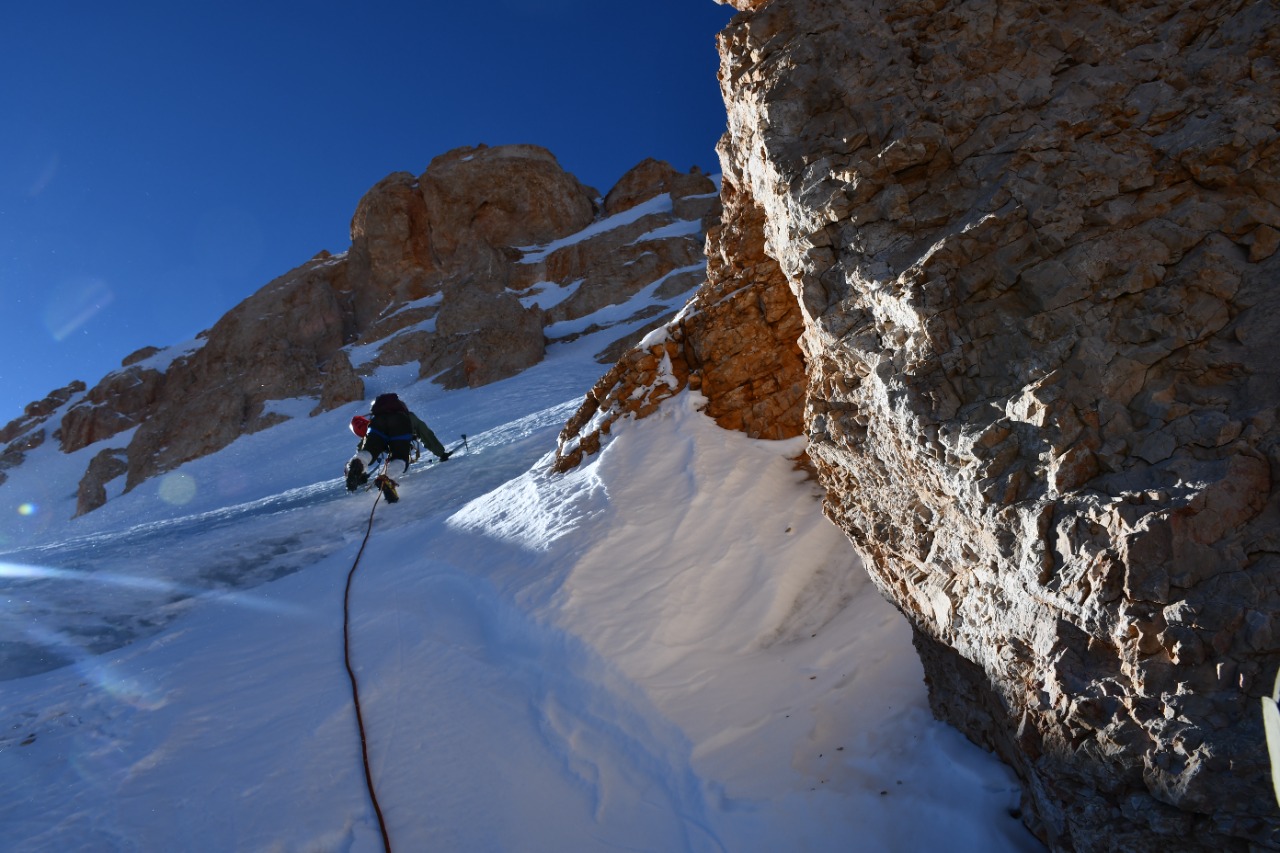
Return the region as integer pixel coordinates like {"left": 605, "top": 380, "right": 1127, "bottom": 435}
{"left": 343, "top": 458, "right": 393, "bottom": 852}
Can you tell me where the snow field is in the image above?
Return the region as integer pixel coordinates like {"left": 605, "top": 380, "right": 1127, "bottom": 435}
{"left": 0, "top": 327, "right": 1042, "bottom": 850}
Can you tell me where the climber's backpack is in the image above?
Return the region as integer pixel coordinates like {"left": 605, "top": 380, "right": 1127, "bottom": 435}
{"left": 371, "top": 393, "right": 409, "bottom": 415}
{"left": 366, "top": 394, "right": 415, "bottom": 461}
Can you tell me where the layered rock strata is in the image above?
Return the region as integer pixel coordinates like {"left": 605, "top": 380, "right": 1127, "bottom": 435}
{"left": 712, "top": 0, "right": 1280, "bottom": 850}
{"left": 1, "top": 145, "right": 718, "bottom": 511}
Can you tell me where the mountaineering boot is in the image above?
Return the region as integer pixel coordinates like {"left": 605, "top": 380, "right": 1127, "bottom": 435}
{"left": 345, "top": 459, "right": 368, "bottom": 492}
{"left": 375, "top": 474, "right": 399, "bottom": 503}
{"left": 438, "top": 450, "right": 452, "bottom": 461}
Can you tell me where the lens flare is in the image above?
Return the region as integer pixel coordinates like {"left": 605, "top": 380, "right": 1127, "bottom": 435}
{"left": 75, "top": 659, "right": 168, "bottom": 711}
{"left": 17, "top": 503, "right": 37, "bottom": 516}
{"left": 0, "top": 561, "right": 308, "bottom": 611}
{"left": 158, "top": 473, "right": 197, "bottom": 506}
{"left": 43, "top": 277, "right": 115, "bottom": 342}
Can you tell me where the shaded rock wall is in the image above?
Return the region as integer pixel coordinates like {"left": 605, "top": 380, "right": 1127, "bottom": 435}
{"left": 75, "top": 447, "right": 128, "bottom": 517}
{"left": 713, "top": 0, "right": 1280, "bottom": 850}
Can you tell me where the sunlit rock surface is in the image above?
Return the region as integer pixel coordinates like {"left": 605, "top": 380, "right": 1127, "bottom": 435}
{"left": 554, "top": 165, "right": 804, "bottom": 471}
{"left": 709, "top": 0, "right": 1280, "bottom": 849}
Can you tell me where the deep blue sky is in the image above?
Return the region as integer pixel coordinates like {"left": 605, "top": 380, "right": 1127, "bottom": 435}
{"left": 0, "top": 0, "right": 735, "bottom": 424}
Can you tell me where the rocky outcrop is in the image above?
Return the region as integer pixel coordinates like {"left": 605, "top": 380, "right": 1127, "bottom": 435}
{"left": 0, "top": 428, "right": 48, "bottom": 489}
{"left": 0, "top": 381, "right": 85, "bottom": 446}
{"left": 433, "top": 285, "right": 545, "bottom": 389}
{"left": 712, "top": 0, "right": 1280, "bottom": 849}
{"left": 312, "top": 350, "right": 364, "bottom": 416}
{"left": 511, "top": 157, "right": 718, "bottom": 353}
{"left": 121, "top": 346, "right": 161, "bottom": 367}
{"left": 555, "top": 163, "right": 803, "bottom": 471}
{"left": 74, "top": 448, "right": 128, "bottom": 517}
{"left": 123, "top": 252, "right": 354, "bottom": 489}
{"left": 603, "top": 159, "right": 716, "bottom": 216}
{"left": 0, "top": 381, "right": 86, "bottom": 486}
{"left": 60, "top": 362, "right": 166, "bottom": 453}
{"left": 348, "top": 148, "right": 717, "bottom": 390}
{"left": 418, "top": 144, "right": 598, "bottom": 276}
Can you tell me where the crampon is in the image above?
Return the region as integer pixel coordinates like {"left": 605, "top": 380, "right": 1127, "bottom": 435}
{"left": 373, "top": 473, "right": 399, "bottom": 503}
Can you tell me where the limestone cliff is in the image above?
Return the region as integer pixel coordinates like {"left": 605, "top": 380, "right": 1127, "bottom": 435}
{"left": 706, "top": 0, "right": 1280, "bottom": 850}
{"left": 0, "top": 145, "right": 719, "bottom": 516}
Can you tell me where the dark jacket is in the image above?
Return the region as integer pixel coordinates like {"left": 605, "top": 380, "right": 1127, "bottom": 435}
{"left": 363, "top": 395, "right": 448, "bottom": 461}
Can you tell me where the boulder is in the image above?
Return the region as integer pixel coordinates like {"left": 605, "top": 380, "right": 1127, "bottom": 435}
{"left": 74, "top": 448, "right": 128, "bottom": 517}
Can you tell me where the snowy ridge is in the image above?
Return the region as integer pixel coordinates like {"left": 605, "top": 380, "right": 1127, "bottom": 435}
{"left": 0, "top": 323, "right": 1040, "bottom": 850}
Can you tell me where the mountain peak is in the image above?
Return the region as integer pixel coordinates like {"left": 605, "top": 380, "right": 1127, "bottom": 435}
{"left": 1, "top": 145, "right": 721, "bottom": 518}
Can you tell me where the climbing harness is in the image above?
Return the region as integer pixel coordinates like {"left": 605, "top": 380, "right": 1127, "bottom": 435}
{"left": 342, "top": 455, "right": 394, "bottom": 852}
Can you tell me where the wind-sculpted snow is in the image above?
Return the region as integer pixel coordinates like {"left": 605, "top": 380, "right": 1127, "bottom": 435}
{"left": 0, "top": 329, "right": 1039, "bottom": 851}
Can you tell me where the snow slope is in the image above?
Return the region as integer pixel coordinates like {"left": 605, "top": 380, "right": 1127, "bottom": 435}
{"left": 0, "top": 327, "right": 1042, "bottom": 851}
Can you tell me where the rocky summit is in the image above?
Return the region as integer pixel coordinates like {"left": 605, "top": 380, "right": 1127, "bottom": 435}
{"left": 0, "top": 145, "right": 719, "bottom": 517}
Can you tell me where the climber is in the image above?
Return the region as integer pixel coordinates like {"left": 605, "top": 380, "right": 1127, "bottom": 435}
{"left": 345, "top": 392, "right": 451, "bottom": 492}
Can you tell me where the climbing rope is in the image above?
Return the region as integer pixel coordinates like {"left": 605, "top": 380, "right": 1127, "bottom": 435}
{"left": 339, "top": 435, "right": 466, "bottom": 851}
{"left": 343, "top": 458, "right": 393, "bottom": 852}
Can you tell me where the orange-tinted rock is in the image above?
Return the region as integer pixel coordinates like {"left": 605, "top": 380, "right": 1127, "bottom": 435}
{"left": 554, "top": 170, "right": 803, "bottom": 472}
{"left": 603, "top": 158, "right": 715, "bottom": 216}
{"left": 715, "top": 0, "right": 1280, "bottom": 848}
{"left": 60, "top": 366, "right": 165, "bottom": 452}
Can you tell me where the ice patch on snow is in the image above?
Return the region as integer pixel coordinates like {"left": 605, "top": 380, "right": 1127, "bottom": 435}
{"left": 259, "top": 396, "right": 317, "bottom": 421}
{"left": 629, "top": 217, "right": 703, "bottom": 244}
{"left": 124, "top": 337, "right": 207, "bottom": 374}
{"left": 511, "top": 279, "right": 584, "bottom": 312}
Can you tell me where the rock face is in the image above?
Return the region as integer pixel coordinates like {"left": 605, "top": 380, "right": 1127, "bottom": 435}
{"left": 0, "top": 381, "right": 85, "bottom": 487}
{"left": 711, "top": 0, "right": 1280, "bottom": 849}
{"left": 75, "top": 448, "right": 128, "bottom": 517}
{"left": 0, "top": 145, "right": 718, "bottom": 512}
{"left": 555, "top": 165, "right": 804, "bottom": 471}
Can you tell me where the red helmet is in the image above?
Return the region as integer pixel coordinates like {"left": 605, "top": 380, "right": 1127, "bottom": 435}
{"left": 349, "top": 414, "right": 370, "bottom": 438}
